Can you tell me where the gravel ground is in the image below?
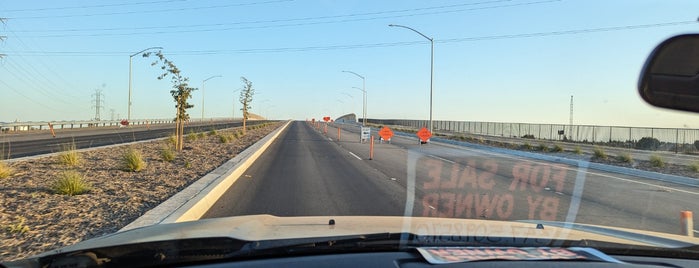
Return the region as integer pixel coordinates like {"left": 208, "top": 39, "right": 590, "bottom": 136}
{"left": 0, "top": 122, "right": 281, "bottom": 261}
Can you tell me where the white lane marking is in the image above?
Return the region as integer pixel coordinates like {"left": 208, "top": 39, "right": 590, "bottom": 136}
{"left": 372, "top": 127, "right": 699, "bottom": 195}
{"left": 427, "top": 154, "right": 456, "bottom": 164}
{"left": 584, "top": 170, "right": 699, "bottom": 196}
{"left": 327, "top": 137, "right": 333, "bottom": 141}
{"left": 424, "top": 140, "right": 699, "bottom": 196}
{"left": 348, "top": 151, "right": 362, "bottom": 160}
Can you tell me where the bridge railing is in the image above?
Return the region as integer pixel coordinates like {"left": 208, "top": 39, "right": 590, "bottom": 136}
{"left": 0, "top": 118, "right": 239, "bottom": 132}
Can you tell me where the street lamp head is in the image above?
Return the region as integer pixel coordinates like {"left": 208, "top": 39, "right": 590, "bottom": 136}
{"left": 131, "top": 46, "right": 163, "bottom": 57}
{"left": 341, "top": 70, "right": 365, "bottom": 80}
{"left": 351, "top": 86, "right": 365, "bottom": 93}
{"left": 204, "top": 75, "right": 223, "bottom": 82}
{"left": 388, "top": 24, "right": 433, "bottom": 42}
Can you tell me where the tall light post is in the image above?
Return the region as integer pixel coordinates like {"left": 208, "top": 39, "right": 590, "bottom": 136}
{"left": 128, "top": 46, "right": 162, "bottom": 122}
{"left": 389, "top": 24, "right": 434, "bottom": 133}
{"left": 202, "top": 75, "right": 222, "bottom": 121}
{"left": 342, "top": 70, "right": 366, "bottom": 126}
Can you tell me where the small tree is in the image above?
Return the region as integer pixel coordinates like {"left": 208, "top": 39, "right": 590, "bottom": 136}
{"left": 239, "top": 77, "right": 254, "bottom": 134}
{"left": 144, "top": 51, "right": 197, "bottom": 151}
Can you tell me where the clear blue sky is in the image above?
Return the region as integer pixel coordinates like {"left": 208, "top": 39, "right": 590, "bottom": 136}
{"left": 1, "top": 0, "right": 699, "bottom": 128}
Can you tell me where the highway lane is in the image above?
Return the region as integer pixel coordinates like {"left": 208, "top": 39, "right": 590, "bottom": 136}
{"left": 327, "top": 123, "right": 699, "bottom": 235}
{"left": 0, "top": 120, "right": 269, "bottom": 159}
{"left": 203, "top": 121, "right": 406, "bottom": 217}
{"left": 205, "top": 120, "right": 698, "bottom": 236}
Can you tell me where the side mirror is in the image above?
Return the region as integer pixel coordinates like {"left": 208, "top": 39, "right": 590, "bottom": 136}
{"left": 638, "top": 34, "right": 699, "bottom": 113}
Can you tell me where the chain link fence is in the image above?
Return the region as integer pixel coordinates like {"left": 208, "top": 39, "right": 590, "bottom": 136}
{"left": 367, "top": 119, "right": 699, "bottom": 153}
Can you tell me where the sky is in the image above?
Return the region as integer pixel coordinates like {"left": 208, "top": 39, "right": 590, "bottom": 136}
{"left": 1, "top": 0, "right": 699, "bottom": 128}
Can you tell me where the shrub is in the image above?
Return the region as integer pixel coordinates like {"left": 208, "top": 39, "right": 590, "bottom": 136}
{"left": 617, "top": 153, "right": 633, "bottom": 163}
{"left": 636, "top": 137, "right": 660, "bottom": 150}
{"left": 690, "top": 162, "right": 699, "bottom": 172}
{"left": 122, "top": 148, "right": 146, "bottom": 172}
{"left": 573, "top": 146, "right": 582, "bottom": 155}
{"left": 552, "top": 144, "right": 564, "bottom": 152}
{"left": 218, "top": 134, "right": 230, "bottom": 143}
{"left": 522, "top": 134, "right": 535, "bottom": 139}
{"left": 197, "top": 132, "right": 206, "bottom": 139}
{"left": 649, "top": 154, "right": 665, "bottom": 168}
{"left": 5, "top": 216, "right": 29, "bottom": 234}
{"left": 593, "top": 147, "right": 607, "bottom": 159}
{"left": 209, "top": 128, "right": 218, "bottom": 136}
{"left": 160, "top": 146, "right": 175, "bottom": 162}
{"left": 0, "top": 161, "right": 14, "bottom": 179}
{"left": 57, "top": 143, "right": 80, "bottom": 166}
{"left": 167, "top": 135, "right": 177, "bottom": 145}
{"left": 184, "top": 160, "right": 192, "bottom": 169}
{"left": 51, "top": 170, "right": 91, "bottom": 196}
{"left": 537, "top": 144, "right": 548, "bottom": 152}
{"left": 522, "top": 142, "right": 533, "bottom": 150}
{"left": 186, "top": 131, "right": 198, "bottom": 142}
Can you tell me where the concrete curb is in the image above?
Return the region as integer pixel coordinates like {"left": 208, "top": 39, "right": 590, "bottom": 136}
{"left": 119, "top": 120, "right": 292, "bottom": 231}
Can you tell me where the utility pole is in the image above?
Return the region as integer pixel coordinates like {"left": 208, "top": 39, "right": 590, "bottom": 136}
{"left": 92, "top": 89, "right": 105, "bottom": 121}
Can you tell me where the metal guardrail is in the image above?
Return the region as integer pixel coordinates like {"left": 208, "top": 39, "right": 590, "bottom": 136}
{"left": 0, "top": 118, "right": 239, "bottom": 132}
{"left": 367, "top": 119, "right": 699, "bottom": 153}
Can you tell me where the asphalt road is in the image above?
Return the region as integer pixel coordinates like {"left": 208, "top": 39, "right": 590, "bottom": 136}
{"left": 204, "top": 121, "right": 699, "bottom": 236}
{"left": 0, "top": 120, "right": 268, "bottom": 159}
{"left": 204, "top": 121, "right": 406, "bottom": 217}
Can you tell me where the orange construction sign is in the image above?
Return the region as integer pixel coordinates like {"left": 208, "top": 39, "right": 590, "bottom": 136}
{"left": 416, "top": 127, "right": 432, "bottom": 142}
{"left": 378, "top": 126, "right": 394, "bottom": 141}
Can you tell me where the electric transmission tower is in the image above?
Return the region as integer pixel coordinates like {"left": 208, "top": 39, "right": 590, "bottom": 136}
{"left": 92, "top": 89, "right": 105, "bottom": 121}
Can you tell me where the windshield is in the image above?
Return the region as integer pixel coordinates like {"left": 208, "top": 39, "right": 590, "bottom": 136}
{"left": 2, "top": 0, "right": 699, "bottom": 263}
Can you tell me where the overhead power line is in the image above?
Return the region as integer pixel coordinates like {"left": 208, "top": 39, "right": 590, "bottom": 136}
{"left": 3, "top": 0, "right": 189, "bottom": 12}
{"left": 13, "top": 0, "right": 514, "bottom": 32}
{"left": 6, "top": 20, "right": 697, "bottom": 56}
{"left": 439, "top": 20, "right": 699, "bottom": 43}
{"left": 7, "top": 0, "right": 294, "bottom": 20}
{"left": 14, "top": 0, "right": 559, "bottom": 37}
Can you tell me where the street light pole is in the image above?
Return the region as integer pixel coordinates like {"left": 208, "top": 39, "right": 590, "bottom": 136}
{"left": 128, "top": 46, "right": 162, "bottom": 122}
{"left": 342, "top": 70, "right": 366, "bottom": 126}
{"left": 389, "top": 24, "right": 434, "bottom": 133}
{"left": 202, "top": 75, "right": 222, "bottom": 122}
